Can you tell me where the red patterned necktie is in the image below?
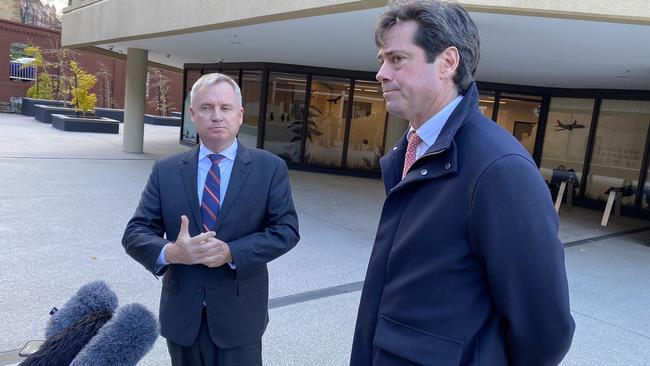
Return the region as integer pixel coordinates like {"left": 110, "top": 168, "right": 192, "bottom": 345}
{"left": 402, "top": 131, "right": 422, "bottom": 179}
{"left": 201, "top": 154, "right": 224, "bottom": 232}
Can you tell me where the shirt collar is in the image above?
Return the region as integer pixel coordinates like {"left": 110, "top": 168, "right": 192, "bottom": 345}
{"left": 198, "top": 139, "right": 238, "bottom": 162}
{"left": 408, "top": 95, "right": 463, "bottom": 146}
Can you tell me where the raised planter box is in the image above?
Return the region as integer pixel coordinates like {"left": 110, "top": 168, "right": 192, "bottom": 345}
{"left": 94, "top": 107, "right": 124, "bottom": 122}
{"left": 144, "top": 114, "right": 181, "bottom": 126}
{"left": 34, "top": 105, "right": 79, "bottom": 124}
{"left": 21, "top": 98, "right": 68, "bottom": 116}
{"left": 51, "top": 114, "right": 119, "bottom": 134}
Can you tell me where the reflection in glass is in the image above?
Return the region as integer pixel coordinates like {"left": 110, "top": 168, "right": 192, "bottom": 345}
{"left": 204, "top": 69, "right": 239, "bottom": 83}
{"left": 182, "top": 69, "right": 202, "bottom": 144}
{"left": 307, "top": 76, "right": 350, "bottom": 168}
{"left": 263, "top": 73, "right": 307, "bottom": 163}
{"left": 540, "top": 98, "right": 594, "bottom": 184}
{"left": 585, "top": 100, "right": 650, "bottom": 206}
{"left": 478, "top": 91, "right": 496, "bottom": 121}
{"left": 223, "top": 70, "right": 240, "bottom": 83}
{"left": 239, "top": 71, "right": 261, "bottom": 147}
{"left": 346, "top": 80, "right": 387, "bottom": 171}
{"left": 496, "top": 93, "right": 542, "bottom": 155}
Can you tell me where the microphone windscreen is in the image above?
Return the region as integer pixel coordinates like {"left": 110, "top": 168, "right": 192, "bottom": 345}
{"left": 46, "top": 281, "right": 118, "bottom": 339}
{"left": 72, "top": 303, "right": 159, "bottom": 366}
{"left": 20, "top": 309, "right": 113, "bottom": 366}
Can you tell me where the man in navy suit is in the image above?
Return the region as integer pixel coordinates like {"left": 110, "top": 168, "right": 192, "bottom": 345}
{"left": 351, "top": 1, "right": 574, "bottom": 365}
{"left": 123, "top": 73, "right": 299, "bottom": 365}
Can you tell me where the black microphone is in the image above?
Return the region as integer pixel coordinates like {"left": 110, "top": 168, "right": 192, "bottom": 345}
{"left": 71, "top": 303, "right": 159, "bottom": 366}
{"left": 20, "top": 309, "right": 113, "bottom": 366}
{"left": 45, "top": 281, "right": 119, "bottom": 339}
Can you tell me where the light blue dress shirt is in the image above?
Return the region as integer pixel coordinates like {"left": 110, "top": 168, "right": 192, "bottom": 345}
{"left": 407, "top": 95, "right": 463, "bottom": 159}
{"left": 155, "top": 140, "right": 238, "bottom": 272}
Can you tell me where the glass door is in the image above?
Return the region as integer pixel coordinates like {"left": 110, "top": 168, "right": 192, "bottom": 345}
{"left": 496, "top": 93, "right": 543, "bottom": 156}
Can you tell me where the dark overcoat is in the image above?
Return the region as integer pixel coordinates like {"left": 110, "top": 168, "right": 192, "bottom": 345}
{"left": 351, "top": 83, "right": 574, "bottom": 365}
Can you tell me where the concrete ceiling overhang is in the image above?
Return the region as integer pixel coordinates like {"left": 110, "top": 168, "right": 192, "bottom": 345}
{"left": 69, "top": 7, "right": 650, "bottom": 90}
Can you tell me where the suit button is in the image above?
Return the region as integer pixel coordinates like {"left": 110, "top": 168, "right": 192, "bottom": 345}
{"left": 420, "top": 169, "right": 428, "bottom": 176}
{"left": 444, "top": 162, "right": 451, "bottom": 170}
{"left": 393, "top": 146, "right": 398, "bottom": 151}
{"left": 197, "top": 286, "right": 203, "bottom": 293}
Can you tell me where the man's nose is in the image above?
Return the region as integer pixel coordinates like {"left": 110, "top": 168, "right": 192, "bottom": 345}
{"left": 376, "top": 63, "right": 391, "bottom": 83}
{"left": 210, "top": 109, "right": 223, "bottom": 120}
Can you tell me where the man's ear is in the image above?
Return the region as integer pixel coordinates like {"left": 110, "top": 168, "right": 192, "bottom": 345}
{"left": 438, "top": 46, "right": 460, "bottom": 80}
{"left": 188, "top": 105, "right": 195, "bottom": 120}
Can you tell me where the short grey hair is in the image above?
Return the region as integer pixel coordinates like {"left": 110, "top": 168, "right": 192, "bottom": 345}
{"left": 190, "top": 72, "right": 242, "bottom": 107}
{"left": 375, "top": 0, "right": 480, "bottom": 91}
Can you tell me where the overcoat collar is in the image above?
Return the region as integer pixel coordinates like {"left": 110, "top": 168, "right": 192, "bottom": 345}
{"left": 381, "top": 82, "right": 482, "bottom": 193}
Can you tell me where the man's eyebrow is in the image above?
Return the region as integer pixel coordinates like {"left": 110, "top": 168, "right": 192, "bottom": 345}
{"left": 378, "top": 49, "right": 407, "bottom": 59}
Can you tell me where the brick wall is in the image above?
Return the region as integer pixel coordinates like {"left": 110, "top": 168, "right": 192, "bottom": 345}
{"left": 0, "top": 19, "right": 183, "bottom": 115}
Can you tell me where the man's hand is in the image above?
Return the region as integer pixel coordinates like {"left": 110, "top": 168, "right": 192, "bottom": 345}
{"left": 202, "top": 238, "right": 233, "bottom": 268}
{"left": 165, "top": 215, "right": 221, "bottom": 265}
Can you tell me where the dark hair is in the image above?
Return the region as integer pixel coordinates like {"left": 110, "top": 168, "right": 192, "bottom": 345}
{"left": 375, "top": 0, "right": 480, "bottom": 91}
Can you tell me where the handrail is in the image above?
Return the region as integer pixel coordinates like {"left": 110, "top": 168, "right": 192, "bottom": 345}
{"left": 9, "top": 61, "right": 36, "bottom": 81}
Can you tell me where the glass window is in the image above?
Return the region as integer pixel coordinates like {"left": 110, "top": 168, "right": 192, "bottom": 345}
{"left": 9, "top": 43, "right": 35, "bottom": 81}
{"left": 223, "top": 70, "right": 240, "bottom": 83}
{"left": 478, "top": 90, "right": 496, "bottom": 121}
{"left": 384, "top": 114, "right": 409, "bottom": 154}
{"left": 181, "top": 69, "right": 202, "bottom": 144}
{"left": 203, "top": 69, "right": 239, "bottom": 83}
{"left": 239, "top": 70, "right": 262, "bottom": 148}
{"left": 307, "top": 76, "right": 351, "bottom": 168}
{"left": 540, "top": 98, "right": 595, "bottom": 184}
{"left": 345, "top": 80, "right": 387, "bottom": 171}
{"left": 585, "top": 100, "right": 650, "bottom": 206}
{"left": 643, "top": 165, "right": 650, "bottom": 211}
{"left": 496, "top": 93, "right": 542, "bottom": 156}
{"left": 263, "top": 72, "right": 307, "bottom": 163}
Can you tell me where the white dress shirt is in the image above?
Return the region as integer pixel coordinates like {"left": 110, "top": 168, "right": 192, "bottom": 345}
{"left": 407, "top": 95, "right": 463, "bottom": 159}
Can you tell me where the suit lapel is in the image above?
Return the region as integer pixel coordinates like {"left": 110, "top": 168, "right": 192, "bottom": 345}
{"left": 214, "top": 143, "right": 253, "bottom": 232}
{"left": 181, "top": 146, "right": 203, "bottom": 234}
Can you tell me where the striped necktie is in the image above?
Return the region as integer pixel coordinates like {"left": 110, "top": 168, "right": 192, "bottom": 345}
{"left": 201, "top": 154, "right": 224, "bottom": 232}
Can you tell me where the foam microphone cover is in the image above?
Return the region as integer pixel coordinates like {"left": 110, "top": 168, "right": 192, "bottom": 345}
{"left": 45, "top": 280, "right": 119, "bottom": 340}
{"left": 20, "top": 309, "right": 113, "bottom": 366}
{"left": 72, "top": 303, "right": 159, "bottom": 366}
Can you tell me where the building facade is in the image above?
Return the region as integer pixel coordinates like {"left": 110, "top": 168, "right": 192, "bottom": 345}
{"left": 61, "top": 0, "right": 650, "bottom": 217}
{"left": 1, "top": 14, "right": 183, "bottom": 115}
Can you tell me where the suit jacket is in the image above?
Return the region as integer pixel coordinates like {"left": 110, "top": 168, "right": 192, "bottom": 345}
{"left": 350, "top": 83, "right": 575, "bottom": 365}
{"left": 122, "top": 142, "right": 299, "bottom": 348}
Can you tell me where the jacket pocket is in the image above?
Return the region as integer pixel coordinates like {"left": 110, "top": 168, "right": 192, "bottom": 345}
{"left": 373, "top": 316, "right": 464, "bottom": 366}
{"left": 237, "top": 273, "right": 266, "bottom": 296}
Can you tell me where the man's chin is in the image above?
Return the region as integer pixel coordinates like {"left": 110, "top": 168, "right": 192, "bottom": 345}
{"left": 386, "top": 105, "right": 407, "bottom": 120}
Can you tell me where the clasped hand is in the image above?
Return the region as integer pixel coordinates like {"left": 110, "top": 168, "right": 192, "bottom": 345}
{"left": 165, "top": 215, "right": 233, "bottom": 268}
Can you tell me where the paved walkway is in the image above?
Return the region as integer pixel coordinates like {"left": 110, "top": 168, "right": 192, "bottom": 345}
{"left": 1, "top": 113, "right": 649, "bottom": 365}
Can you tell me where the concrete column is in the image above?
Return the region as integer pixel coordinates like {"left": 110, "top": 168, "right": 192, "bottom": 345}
{"left": 123, "top": 48, "right": 148, "bottom": 153}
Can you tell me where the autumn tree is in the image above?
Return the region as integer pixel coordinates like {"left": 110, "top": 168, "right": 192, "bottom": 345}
{"left": 148, "top": 67, "right": 173, "bottom": 116}
{"left": 69, "top": 61, "right": 97, "bottom": 116}
{"left": 96, "top": 61, "right": 114, "bottom": 108}
{"left": 23, "top": 45, "right": 53, "bottom": 99}
{"left": 46, "top": 43, "right": 77, "bottom": 101}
